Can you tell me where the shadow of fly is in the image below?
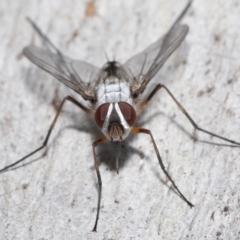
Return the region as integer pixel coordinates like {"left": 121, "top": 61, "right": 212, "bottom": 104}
{"left": 1, "top": 0, "right": 240, "bottom": 231}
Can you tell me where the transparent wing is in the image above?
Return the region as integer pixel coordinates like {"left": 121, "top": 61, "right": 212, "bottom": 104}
{"left": 23, "top": 18, "right": 104, "bottom": 101}
{"left": 122, "top": 0, "right": 192, "bottom": 96}
{"left": 23, "top": 46, "right": 102, "bottom": 101}
{"left": 122, "top": 24, "right": 188, "bottom": 95}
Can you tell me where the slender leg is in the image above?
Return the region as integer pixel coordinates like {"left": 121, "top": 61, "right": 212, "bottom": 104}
{"left": 132, "top": 127, "right": 194, "bottom": 207}
{"left": 0, "top": 96, "right": 94, "bottom": 173}
{"left": 171, "top": 0, "right": 192, "bottom": 29}
{"left": 92, "top": 136, "right": 107, "bottom": 232}
{"left": 115, "top": 142, "right": 119, "bottom": 174}
{"left": 138, "top": 84, "right": 240, "bottom": 146}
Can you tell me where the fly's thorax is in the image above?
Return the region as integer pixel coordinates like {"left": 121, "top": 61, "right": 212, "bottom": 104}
{"left": 96, "top": 78, "right": 133, "bottom": 106}
{"left": 95, "top": 101, "right": 136, "bottom": 142}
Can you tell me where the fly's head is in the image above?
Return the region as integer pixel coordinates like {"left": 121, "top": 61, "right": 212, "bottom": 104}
{"left": 95, "top": 102, "right": 136, "bottom": 142}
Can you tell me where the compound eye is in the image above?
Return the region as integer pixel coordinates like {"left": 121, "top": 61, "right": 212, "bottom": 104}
{"left": 95, "top": 103, "right": 110, "bottom": 128}
{"left": 118, "top": 102, "right": 136, "bottom": 126}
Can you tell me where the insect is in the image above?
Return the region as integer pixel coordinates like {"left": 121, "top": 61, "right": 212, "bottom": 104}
{"left": 1, "top": 0, "right": 239, "bottom": 232}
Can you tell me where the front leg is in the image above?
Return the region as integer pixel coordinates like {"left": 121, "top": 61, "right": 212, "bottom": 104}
{"left": 131, "top": 127, "right": 194, "bottom": 208}
{"left": 92, "top": 136, "right": 107, "bottom": 232}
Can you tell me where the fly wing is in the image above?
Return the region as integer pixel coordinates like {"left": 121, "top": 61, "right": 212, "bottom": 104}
{"left": 23, "top": 46, "right": 102, "bottom": 101}
{"left": 23, "top": 18, "right": 104, "bottom": 102}
{"left": 122, "top": 24, "right": 188, "bottom": 96}
{"left": 121, "top": 0, "right": 191, "bottom": 97}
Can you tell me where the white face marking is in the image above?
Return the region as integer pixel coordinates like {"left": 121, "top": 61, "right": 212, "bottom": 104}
{"left": 101, "top": 103, "right": 113, "bottom": 139}
{"left": 114, "top": 103, "right": 131, "bottom": 134}
{"left": 101, "top": 102, "right": 131, "bottom": 141}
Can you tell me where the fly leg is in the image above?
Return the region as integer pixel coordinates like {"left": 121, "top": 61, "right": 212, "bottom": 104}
{"left": 138, "top": 84, "right": 240, "bottom": 146}
{"left": 131, "top": 127, "right": 194, "bottom": 207}
{"left": 92, "top": 136, "right": 107, "bottom": 232}
{"left": 0, "top": 96, "right": 94, "bottom": 173}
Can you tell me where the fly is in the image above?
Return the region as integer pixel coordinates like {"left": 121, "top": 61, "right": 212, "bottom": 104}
{"left": 1, "top": 0, "right": 240, "bottom": 232}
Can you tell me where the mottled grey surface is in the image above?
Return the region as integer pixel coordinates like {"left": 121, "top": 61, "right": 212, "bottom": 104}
{"left": 0, "top": 0, "right": 240, "bottom": 239}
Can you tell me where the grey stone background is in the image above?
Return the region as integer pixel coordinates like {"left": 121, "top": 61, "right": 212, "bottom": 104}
{"left": 0, "top": 0, "right": 240, "bottom": 239}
